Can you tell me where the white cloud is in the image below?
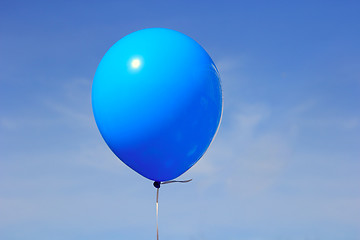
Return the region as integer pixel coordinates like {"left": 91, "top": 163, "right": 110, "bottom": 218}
{"left": 186, "top": 102, "right": 290, "bottom": 199}
{"left": 216, "top": 56, "right": 246, "bottom": 73}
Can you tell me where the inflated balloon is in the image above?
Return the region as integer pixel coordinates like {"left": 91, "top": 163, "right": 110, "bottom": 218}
{"left": 92, "top": 28, "right": 222, "bottom": 181}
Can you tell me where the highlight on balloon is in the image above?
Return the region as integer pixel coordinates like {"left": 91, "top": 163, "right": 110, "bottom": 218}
{"left": 130, "top": 58, "right": 142, "bottom": 69}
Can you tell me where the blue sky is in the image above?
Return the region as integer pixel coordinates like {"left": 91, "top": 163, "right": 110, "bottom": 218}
{"left": 1, "top": 1, "right": 359, "bottom": 239}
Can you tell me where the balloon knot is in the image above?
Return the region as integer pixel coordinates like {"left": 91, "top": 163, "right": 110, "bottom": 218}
{"left": 153, "top": 181, "right": 161, "bottom": 189}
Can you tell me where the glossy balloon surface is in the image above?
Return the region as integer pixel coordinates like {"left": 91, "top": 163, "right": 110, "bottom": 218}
{"left": 92, "top": 28, "right": 222, "bottom": 181}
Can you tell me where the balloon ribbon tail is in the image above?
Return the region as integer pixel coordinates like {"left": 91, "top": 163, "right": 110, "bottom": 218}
{"left": 154, "top": 179, "right": 192, "bottom": 240}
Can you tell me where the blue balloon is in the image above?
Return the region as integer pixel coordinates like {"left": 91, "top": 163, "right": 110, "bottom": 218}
{"left": 92, "top": 28, "right": 222, "bottom": 181}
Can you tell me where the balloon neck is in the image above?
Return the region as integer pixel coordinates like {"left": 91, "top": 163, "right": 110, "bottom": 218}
{"left": 153, "top": 181, "right": 161, "bottom": 189}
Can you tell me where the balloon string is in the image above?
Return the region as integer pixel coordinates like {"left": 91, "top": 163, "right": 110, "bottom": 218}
{"left": 156, "top": 187, "right": 159, "bottom": 240}
{"left": 154, "top": 179, "right": 192, "bottom": 240}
